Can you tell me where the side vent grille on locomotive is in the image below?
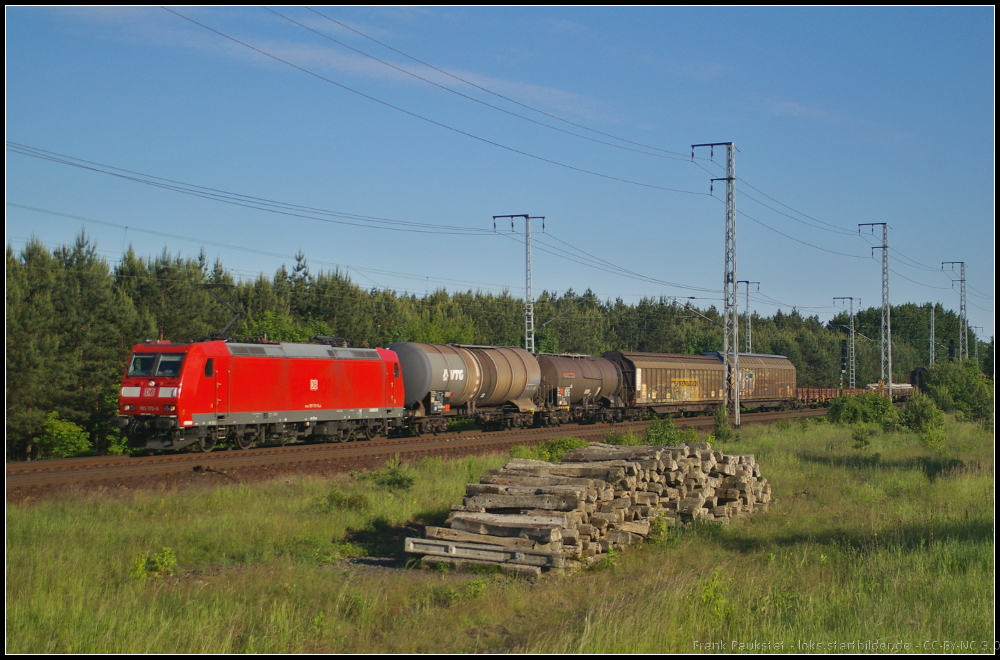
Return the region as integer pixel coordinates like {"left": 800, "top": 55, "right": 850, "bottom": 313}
{"left": 332, "top": 348, "right": 381, "bottom": 360}
{"left": 229, "top": 345, "right": 268, "bottom": 356}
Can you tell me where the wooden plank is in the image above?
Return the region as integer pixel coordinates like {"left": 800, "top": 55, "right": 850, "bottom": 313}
{"left": 424, "top": 526, "right": 557, "bottom": 550}
{"left": 465, "top": 483, "right": 591, "bottom": 499}
{"left": 464, "top": 492, "right": 582, "bottom": 511}
{"left": 501, "top": 463, "right": 631, "bottom": 479}
{"left": 405, "top": 537, "right": 566, "bottom": 568}
{"left": 418, "top": 557, "right": 542, "bottom": 578}
{"left": 480, "top": 474, "right": 605, "bottom": 488}
{"left": 615, "top": 520, "right": 650, "bottom": 535}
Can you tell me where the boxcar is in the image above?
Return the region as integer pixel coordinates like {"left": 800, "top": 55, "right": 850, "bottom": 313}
{"left": 602, "top": 351, "right": 796, "bottom": 414}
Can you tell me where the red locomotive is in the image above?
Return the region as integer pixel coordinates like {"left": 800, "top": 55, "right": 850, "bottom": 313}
{"left": 113, "top": 339, "right": 403, "bottom": 451}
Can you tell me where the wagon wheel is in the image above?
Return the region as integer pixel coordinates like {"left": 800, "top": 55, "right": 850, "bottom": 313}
{"left": 233, "top": 430, "right": 255, "bottom": 450}
{"left": 197, "top": 435, "right": 217, "bottom": 453}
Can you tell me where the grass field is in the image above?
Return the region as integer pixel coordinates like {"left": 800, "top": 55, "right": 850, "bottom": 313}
{"left": 6, "top": 418, "right": 994, "bottom": 653}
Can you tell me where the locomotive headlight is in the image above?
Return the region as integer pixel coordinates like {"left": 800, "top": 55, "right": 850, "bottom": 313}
{"left": 163, "top": 405, "right": 176, "bottom": 412}
{"left": 148, "top": 380, "right": 156, "bottom": 386}
{"left": 123, "top": 404, "right": 135, "bottom": 411}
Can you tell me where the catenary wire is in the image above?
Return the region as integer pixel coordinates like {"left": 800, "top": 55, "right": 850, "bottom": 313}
{"left": 305, "top": 7, "right": 708, "bottom": 162}
{"left": 7, "top": 143, "right": 495, "bottom": 236}
{"left": 266, "top": 7, "right": 692, "bottom": 163}
{"left": 160, "top": 7, "right": 708, "bottom": 197}
{"left": 7, "top": 203, "right": 521, "bottom": 292}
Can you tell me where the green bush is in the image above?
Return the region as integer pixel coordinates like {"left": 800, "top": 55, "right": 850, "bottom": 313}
{"left": 828, "top": 393, "right": 899, "bottom": 430}
{"left": 510, "top": 437, "right": 589, "bottom": 462}
{"left": 644, "top": 417, "right": 700, "bottom": 446}
{"left": 31, "top": 412, "right": 92, "bottom": 459}
{"left": 359, "top": 455, "right": 415, "bottom": 490}
{"left": 310, "top": 485, "right": 371, "bottom": 513}
{"left": 925, "top": 360, "right": 993, "bottom": 423}
{"left": 712, "top": 406, "right": 735, "bottom": 443}
{"left": 603, "top": 430, "right": 643, "bottom": 446}
{"left": 131, "top": 547, "right": 178, "bottom": 581}
{"left": 899, "top": 393, "right": 945, "bottom": 433}
{"left": 851, "top": 424, "right": 878, "bottom": 449}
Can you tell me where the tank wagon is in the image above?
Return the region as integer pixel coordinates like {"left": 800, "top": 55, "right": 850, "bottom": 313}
{"left": 115, "top": 337, "right": 817, "bottom": 452}
{"left": 388, "top": 342, "right": 540, "bottom": 432}
{"left": 534, "top": 353, "right": 627, "bottom": 425}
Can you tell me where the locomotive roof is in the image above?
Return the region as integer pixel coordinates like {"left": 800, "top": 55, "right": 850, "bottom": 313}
{"left": 226, "top": 343, "right": 382, "bottom": 360}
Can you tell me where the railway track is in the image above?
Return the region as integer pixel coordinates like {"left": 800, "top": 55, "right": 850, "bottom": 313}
{"left": 6, "top": 408, "right": 827, "bottom": 498}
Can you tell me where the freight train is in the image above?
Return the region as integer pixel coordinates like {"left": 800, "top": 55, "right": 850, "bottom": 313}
{"left": 113, "top": 337, "right": 868, "bottom": 452}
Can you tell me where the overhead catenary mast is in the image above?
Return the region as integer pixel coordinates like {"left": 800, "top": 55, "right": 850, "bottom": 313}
{"left": 942, "top": 262, "right": 967, "bottom": 360}
{"left": 970, "top": 327, "right": 983, "bottom": 359}
{"left": 928, "top": 303, "right": 936, "bottom": 367}
{"left": 494, "top": 214, "right": 544, "bottom": 354}
{"left": 860, "top": 223, "right": 891, "bottom": 397}
{"left": 693, "top": 142, "right": 739, "bottom": 426}
{"left": 738, "top": 281, "right": 759, "bottom": 354}
{"left": 834, "top": 297, "right": 858, "bottom": 389}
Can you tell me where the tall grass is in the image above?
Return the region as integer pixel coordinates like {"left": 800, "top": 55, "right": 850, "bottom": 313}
{"left": 6, "top": 421, "right": 994, "bottom": 653}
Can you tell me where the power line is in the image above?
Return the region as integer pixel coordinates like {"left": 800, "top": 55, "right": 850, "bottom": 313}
{"left": 737, "top": 177, "right": 855, "bottom": 234}
{"left": 160, "top": 7, "right": 708, "bottom": 197}
{"left": 537, "top": 232, "right": 719, "bottom": 293}
{"left": 737, "top": 207, "right": 869, "bottom": 259}
{"left": 7, "top": 202, "right": 520, "bottom": 292}
{"left": 266, "top": 7, "right": 692, "bottom": 164}
{"left": 306, "top": 7, "right": 707, "bottom": 163}
{"left": 739, "top": 189, "right": 856, "bottom": 235}
{"left": 888, "top": 266, "right": 954, "bottom": 291}
{"left": 7, "top": 143, "right": 499, "bottom": 236}
{"left": 495, "top": 229, "right": 720, "bottom": 294}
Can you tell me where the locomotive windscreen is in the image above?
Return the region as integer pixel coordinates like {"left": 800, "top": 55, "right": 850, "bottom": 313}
{"left": 128, "top": 353, "right": 185, "bottom": 378}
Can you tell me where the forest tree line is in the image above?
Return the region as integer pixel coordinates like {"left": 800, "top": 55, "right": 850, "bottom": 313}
{"left": 6, "top": 235, "right": 994, "bottom": 459}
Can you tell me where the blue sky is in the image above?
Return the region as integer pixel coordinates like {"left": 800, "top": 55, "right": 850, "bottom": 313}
{"left": 6, "top": 7, "right": 995, "bottom": 340}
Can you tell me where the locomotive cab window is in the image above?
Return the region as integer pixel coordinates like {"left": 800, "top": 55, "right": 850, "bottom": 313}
{"left": 128, "top": 353, "right": 186, "bottom": 378}
{"left": 204, "top": 358, "right": 214, "bottom": 377}
{"left": 155, "top": 354, "right": 185, "bottom": 378}
{"left": 127, "top": 353, "right": 157, "bottom": 377}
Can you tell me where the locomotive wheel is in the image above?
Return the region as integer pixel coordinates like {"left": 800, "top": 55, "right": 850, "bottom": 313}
{"left": 234, "top": 431, "right": 255, "bottom": 450}
{"left": 361, "top": 425, "right": 377, "bottom": 441}
{"left": 197, "top": 435, "right": 217, "bottom": 452}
